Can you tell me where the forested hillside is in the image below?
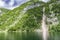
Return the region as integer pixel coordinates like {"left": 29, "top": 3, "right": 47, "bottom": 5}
{"left": 0, "top": 0, "right": 60, "bottom": 32}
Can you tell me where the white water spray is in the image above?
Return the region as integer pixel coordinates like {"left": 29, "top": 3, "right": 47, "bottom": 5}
{"left": 42, "top": 7, "right": 48, "bottom": 40}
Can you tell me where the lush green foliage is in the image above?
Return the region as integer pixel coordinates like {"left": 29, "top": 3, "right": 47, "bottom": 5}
{"left": 0, "top": 0, "right": 60, "bottom": 32}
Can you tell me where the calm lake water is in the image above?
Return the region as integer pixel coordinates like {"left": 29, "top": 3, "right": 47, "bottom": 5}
{"left": 0, "top": 32, "right": 60, "bottom": 40}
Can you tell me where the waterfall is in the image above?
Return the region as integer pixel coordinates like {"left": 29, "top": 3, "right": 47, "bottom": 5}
{"left": 42, "top": 7, "right": 48, "bottom": 40}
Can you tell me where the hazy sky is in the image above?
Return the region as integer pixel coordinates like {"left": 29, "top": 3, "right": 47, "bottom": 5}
{"left": 0, "top": 0, "right": 28, "bottom": 10}
{"left": 0, "top": 0, "right": 49, "bottom": 10}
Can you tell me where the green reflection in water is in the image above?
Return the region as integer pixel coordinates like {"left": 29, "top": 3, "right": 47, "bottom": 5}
{"left": 0, "top": 32, "right": 60, "bottom": 40}
{"left": 49, "top": 32, "right": 60, "bottom": 40}
{"left": 0, "top": 32, "right": 42, "bottom": 40}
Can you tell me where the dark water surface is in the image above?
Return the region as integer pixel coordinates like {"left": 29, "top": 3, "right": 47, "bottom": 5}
{"left": 0, "top": 32, "right": 60, "bottom": 40}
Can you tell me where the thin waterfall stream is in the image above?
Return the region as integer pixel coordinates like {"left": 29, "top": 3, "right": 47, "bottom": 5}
{"left": 42, "top": 7, "right": 48, "bottom": 40}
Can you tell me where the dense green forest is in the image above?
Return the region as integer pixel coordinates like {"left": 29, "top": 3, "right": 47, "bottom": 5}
{"left": 0, "top": 0, "right": 60, "bottom": 32}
